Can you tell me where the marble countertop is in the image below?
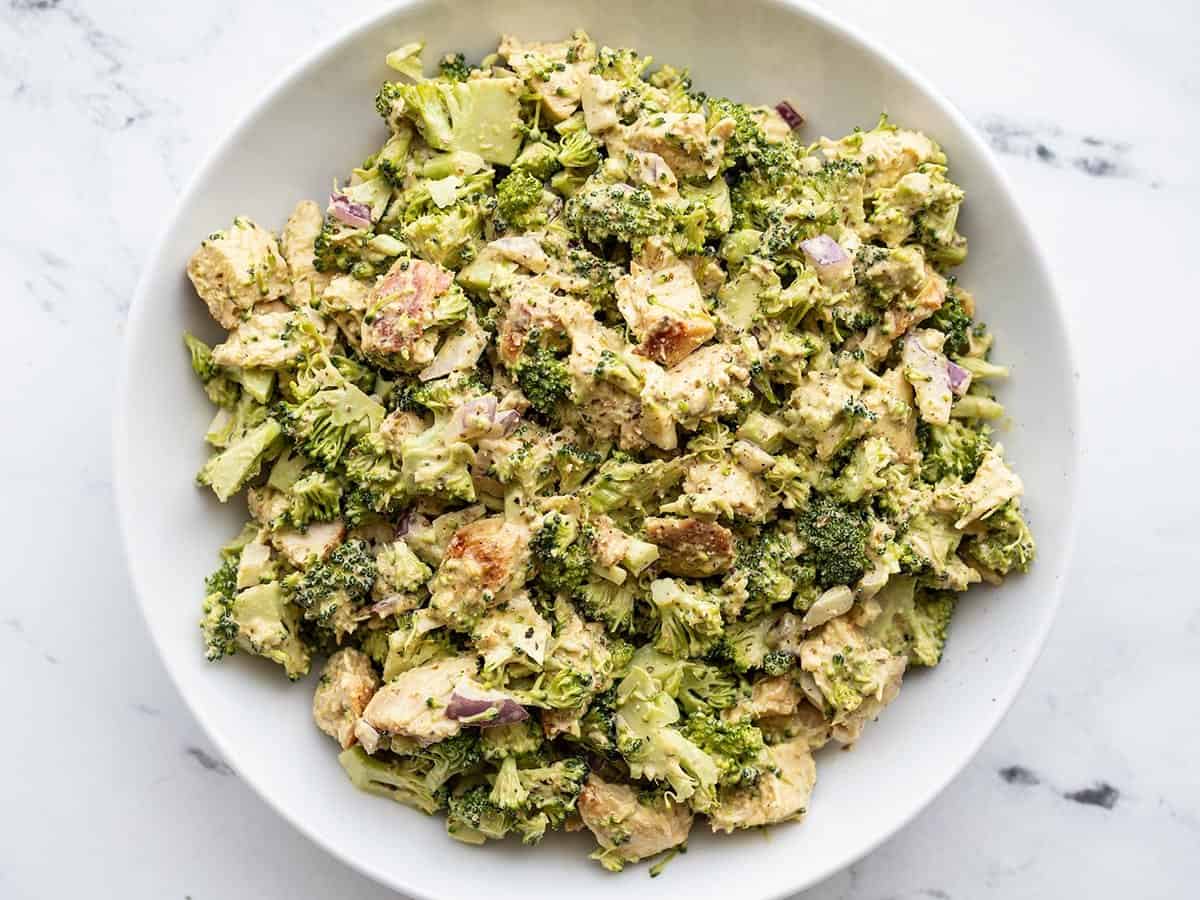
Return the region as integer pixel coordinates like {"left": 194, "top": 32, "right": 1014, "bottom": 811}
{"left": 2, "top": 0, "right": 1197, "bottom": 897}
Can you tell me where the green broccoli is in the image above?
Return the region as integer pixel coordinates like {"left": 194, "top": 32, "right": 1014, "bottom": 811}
{"left": 291, "top": 539, "right": 377, "bottom": 633}
{"left": 918, "top": 419, "right": 988, "bottom": 484}
{"left": 565, "top": 180, "right": 666, "bottom": 245}
{"left": 285, "top": 471, "right": 343, "bottom": 527}
{"left": 383, "top": 614, "right": 458, "bottom": 680}
{"left": 530, "top": 513, "right": 595, "bottom": 596}
{"left": 964, "top": 502, "right": 1036, "bottom": 576}
{"left": 202, "top": 578, "right": 310, "bottom": 679}
{"left": 196, "top": 417, "right": 282, "bottom": 502}
{"left": 480, "top": 720, "right": 545, "bottom": 762}
{"left": 374, "top": 540, "right": 433, "bottom": 598}
{"left": 514, "top": 345, "right": 571, "bottom": 416}
{"left": 495, "top": 170, "right": 549, "bottom": 231}
{"left": 926, "top": 291, "right": 973, "bottom": 356}
{"left": 577, "top": 578, "right": 637, "bottom": 634}
{"left": 557, "top": 129, "right": 600, "bottom": 170}
{"left": 584, "top": 456, "right": 685, "bottom": 517}
{"left": 733, "top": 528, "right": 813, "bottom": 617}
{"left": 649, "top": 578, "right": 724, "bottom": 659}
{"left": 797, "top": 495, "right": 869, "bottom": 588}
{"left": 278, "top": 383, "right": 384, "bottom": 470}
{"left": 867, "top": 576, "right": 955, "bottom": 666}
{"left": 183, "top": 332, "right": 218, "bottom": 382}
{"left": 200, "top": 558, "right": 239, "bottom": 661}
{"left": 438, "top": 52, "right": 473, "bottom": 81}
{"left": 339, "top": 745, "right": 444, "bottom": 815}
{"left": 680, "top": 712, "right": 769, "bottom": 788}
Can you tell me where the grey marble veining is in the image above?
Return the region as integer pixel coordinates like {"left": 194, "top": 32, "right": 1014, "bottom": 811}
{"left": 1, "top": 1, "right": 1198, "bottom": 898}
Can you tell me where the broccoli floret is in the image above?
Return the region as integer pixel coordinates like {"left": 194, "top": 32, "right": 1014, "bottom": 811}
{"left": 649, "top": 578, "right": 724, "bottom": 659}
{"left": 445, "top": 784, "right": 515, "bottom": 844}
{"left": 867, "top": 577, "right": 956, "bottom": 666}
{"left": 680, "top": 712, "right": 769, "bottom": 788}
{"left": 530, "top": 513, "right": 595, "bottom": 596}
{"left": 285, "top": 471, "right": 343, "bottom": 527}
{"left": 557, "top": 129, "right": 600, "bottom": 170}
{"left": 554, "top": 443, "right": 603, "bottom": 493}
{"left": 614, "top": 665, "right": 721, "bottom": 810}
{"left": 495, "top": 170, "right": 549, "bottom": 231}
{"left": 404, "top": 205, "right": 483, "bottom": 270}
{"left": 200, "top": 558, "right": 239, "bottom": 661}
{"left": 339, "top": 745, "right": 444, "bottom": 815}
{"left": 383, "top": 614, "right": 457, "bottom": 680}
{"left": 196, "top": 417, "right": 282, "bottom": 502}
{"left": 396, "top": 423, "right": 477, "bottom": 503}
{"left": 918, "top": 419, "right": 988, "bottom": 484}
{"left": 584, "top": 456, "right": 685, "bottom": 517}
{"left": 797, "top": 495, "right": 869, "bottom": 588}
{"left": 632, "top": 647, "right": 737, "bottom": 715}
{"left": 566, "top": 180, "right": 667, "bottom": 246}
{"left": 512, "top": 140, "right": 562, "bottom": 182}
{"left": 733, "top": 528, "right": 812, "bottom": 617}
{"left": 183, "top": 332, "right": 218, "bottom": 382}
{"left": 514, "top": 345, "right": 571, "bottom": 416}
{"left": 577, "top": 578, "right": 637, "bottom": 634}
{"left": 964, "top": 502, "right": 1036, "bottom": 576}
{"left": 487, "top": 756, "right": 589, "bottom": 839}
{"left": 376, "top": 78, "right": 523, "bottom": 165}
{"left": 480, "top": 720, "right": 545, "bottom": 762}
{"left": 711, "top": 613, "right": 788, "bottom": 674}
{"left": 291, "top": 539, "right": 377, "bottom": 628}
{"left": 438, "top": 52, "right": 472, "bottom": 81}
{"left": 374, "top": 540, "right": 433, "bottom": 597}
{"left": 278, "top": 383, "right": 384, "bottom": 470}
{"left": 926, "top": 291, "right": 973, "bottom": 356}
{"left": 202, "top": 580, "right": 310, "bottom": 679}
{"left": 415, "top": 732, "right": 484, "bottom": 791}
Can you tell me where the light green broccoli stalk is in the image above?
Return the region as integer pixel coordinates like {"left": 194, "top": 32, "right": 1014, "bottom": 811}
{"left": 201, "top": 570, "right": 310, "bottom": 680}
{"left": 614, "top": 665, "right": 721, "bottom": 810}
{"left": 865, "top": 576, "right": 953, "bottom": 666}
{"left": 338, "top": 745, "right": 444, "bottom": 815}
{"left": 196, "top": 417, "right": 282, "bottom": 502}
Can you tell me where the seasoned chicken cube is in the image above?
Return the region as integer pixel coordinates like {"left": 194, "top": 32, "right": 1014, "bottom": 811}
{"left": 580, "top": 73, "right": 621, "bottom": 133}
{"left": 902, "top": 329, "right": 954, "bottom": 426}
{"left": 498, "top": 31, "right": 596, "bottom": 123}
{"left": 820, "top": 123, "right": 945, "bottom": 190}
{"left": 616, "top": 239, "right": 715, "bottom": 367}
{"left": 619, "top": 112, "right": 733, "bottom": 179}
{"left": 187, "top": 217, "right": 290, "bottom": 328}
{"left": 757, "top": 701, "right": 833, "bottom": 752}
{"left": 428, "top": 517, "right": 531, "bottom": 630}
{"left": 211, "top": 310, "right": 304, "bottom": 370}
{"left": 312, "top": 648, "right": 381, "bottom": 749}
{"left": 951, "top": 449, "right": 1024, "bottom": 529}
{"left": 281, "top": 200, "right": 330, "bottom": 305}
{"left": 578, "top": 775, "right": 693, "bottom": 871}
{"left": 644, "top": 516, "right": 735, "bottom": 577}
{"left": 270, "top": 520, "right": 347, "bottom": 567}
{"left": 708, "top": 739, "right": 817, "bottom": 832}
{"left": 360, "top": 258, "right": 456, "bottom": 370}
{"left": 355, "top": 656, "right": 477, "bottom": 751}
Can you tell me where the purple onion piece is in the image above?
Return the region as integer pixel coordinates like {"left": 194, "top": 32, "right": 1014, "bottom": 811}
{"left": 447, "top": 395, "right": 498, "bottom": 441}
{"left": 446, "top": 684, "right": 529, "bottom": 728}
{"left": 947, "top": 360, "right": 972, "bottom": 397}
{"left": 494, "top": 408, "right": 521, "bottom": 437}
{"left": 394, "top": 508, "right": 422, "bottom": 538}
{"left": 329, "top": 192, "right": 373, "bottom": 228}
{"left": 800, "top": 234, "right": 852, "bottom": 284}
{"left": 775, "top": 100, "right": 805, "bottom": 130}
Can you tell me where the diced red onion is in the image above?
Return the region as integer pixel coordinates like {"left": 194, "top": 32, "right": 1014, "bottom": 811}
{"left": 800, "top": 234, "right": 852, "bottom": 284}
{"left": 394, "top": 509, "right": 423, "bottom": 538}
{"left": 329, "top": 192, "right": 372, "bottom": 228}
{"left": 947, "top": 360, "right": 973, "bottom": 397}
{"left": 775, "top": 101, "right": 805, "bottom": 130}
{"left": 370, "top": 596, "right": 407, "bottom": 618}
{"left": 494, "top": 409, "right": 521, "bottom": 436}
{"left": 446, "top": 395, "right": 498, "bottom": 441}
{"left": 446, "top": 682, "right": 528, "bottom": 727}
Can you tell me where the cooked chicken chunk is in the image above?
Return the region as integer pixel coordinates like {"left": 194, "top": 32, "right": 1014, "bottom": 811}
{"left": 355, "top": 656, "right": 477, "bottom": 751}
{"left": 187, "top": 217, "right": 291, "bottom": 328}
{"left": 578, "top": 775, "right": 693, "bottom": 870}
{"left": 313, "top": 648, "right": 381, "bottom": 749}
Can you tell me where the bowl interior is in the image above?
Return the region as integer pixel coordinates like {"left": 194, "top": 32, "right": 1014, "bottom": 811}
{"left": 116, "top": 1, "right": 1078, "bottom": 897}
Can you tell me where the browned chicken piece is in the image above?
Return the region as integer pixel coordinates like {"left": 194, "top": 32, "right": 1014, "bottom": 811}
{"left": 577, "top": 774, "right": 693, "bottom": 871}
{"left": 428, "top": 517, "right": 531, "bottom": 629}
{"left": 708, "top": 739, "right": 817, "bottom": 832}
{"left": 360, "top": 258, "right": 455, "bottom": 369}
{"left": 312, "top": 648, "right": 381, "bottom": 749}
{"left": 644, "top": 516, "right": 735, "bottom": 577}
{"left": 187, "top": 217, "right": 290, "bottom": 328}
{"left": 354, "top": 656, "right": 478, "bottom": 751}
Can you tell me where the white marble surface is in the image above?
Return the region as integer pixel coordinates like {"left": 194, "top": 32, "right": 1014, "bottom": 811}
{"left": 2, "top": 0, "right": 1197, "bottom": 897}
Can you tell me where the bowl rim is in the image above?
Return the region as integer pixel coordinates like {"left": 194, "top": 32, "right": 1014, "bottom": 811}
{"left": 113, "top": 1, "right": 1081, "bottom": 895}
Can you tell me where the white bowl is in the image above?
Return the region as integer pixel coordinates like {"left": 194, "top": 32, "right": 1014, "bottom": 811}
{"left": 114, "top": 1, "right": 1080, "bottom": 896}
